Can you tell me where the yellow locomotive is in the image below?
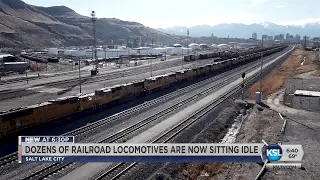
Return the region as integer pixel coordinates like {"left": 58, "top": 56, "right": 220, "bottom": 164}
{"left": 0, "top": 45, "right": 288, "bottom": 138}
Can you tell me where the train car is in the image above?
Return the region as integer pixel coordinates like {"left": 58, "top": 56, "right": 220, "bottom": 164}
{"left": 189, "top": 55, "right": 196, "bottom": 61}
{"left": 205, "top": 64, "right": 214, "bottom": 74}
{"left": 94, "top": 88, "right": 113, "bottom": 108}
{"left": 0, "top": 106, "right": 35, "bottom": 136}
{"left": 224, "top": 59, "right": 233, "bottom": 68}
{"left": 144, "top": 75, "right": 165, "bottom": 93}
{"left": 175, "top": 70, "right": 187, "bottom": 81}
{"left": 109, "top": 85, "right": 124, "bottom": 103}
{"left": 163, "top": 73, "right": 177, "bottom": 87}
{"left": 0, "top": 104, "right": 51, "bottom": 136}
{"left": 197, "top": 65, "right": 208, "bottom": 76}
{"left": 122, "top": 80, "right": 145, "bottom": 100}
{"left": 48, "top": 96, "right": 80, "bottom": 117}
{"left": 238, "top": 56, "right": 245, "bottom": 64}
{"left": 184, "top": 55, "right": 192, "bottom": 62}
{"left": 78, "top": 93, "right": 95, "bottom": 111}
{"left": 199, "top": 54, "right": 208, "bottom": 60}
{"left": 31, "top": 101, "right": 66, "bottom": 124}
{"left": 231, "top": 58, "right": 238, "bottom": 66}
{"left": 185, "top": 68, "right": 197, "bottom": 80}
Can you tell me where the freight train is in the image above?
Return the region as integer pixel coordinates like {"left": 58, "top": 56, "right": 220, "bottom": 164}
{"left": 0, "top": 45, "right": 288, "bottom": 138}
{"left": 20, "top": 54, "right": 48, "bottom": 63}
{"left": 184, "top": 46, "right": 277, "bottom": 62}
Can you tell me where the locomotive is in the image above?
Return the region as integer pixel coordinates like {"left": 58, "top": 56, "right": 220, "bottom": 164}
{"left": 0, "top": 45, "right": 288, "bottom": 138}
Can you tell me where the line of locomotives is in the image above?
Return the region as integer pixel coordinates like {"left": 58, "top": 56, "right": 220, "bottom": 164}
{"left": 184, "top": 46, "right": 270, "bottom": 62}
{"left": 0, "top": 45, "right": 288, "bottom": 138}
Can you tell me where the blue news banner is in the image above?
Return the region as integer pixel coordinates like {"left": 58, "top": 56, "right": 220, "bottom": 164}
{"left": 21, "top": 156, "right": 263, "bottom": 163}
{"left": 19, "top": 137, "right": 265, "bottom": 163}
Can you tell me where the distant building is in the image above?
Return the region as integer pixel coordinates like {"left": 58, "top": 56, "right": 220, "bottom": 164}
{"left": 279, "top": 34, "right": 284, "bottom": 40}
{"left": 262, "top": 35, "right": 268, "bottom": 39}
{"left": 267, "top": 36, "right": 273, "bottom": 40}
{"left": 0, "top": 54, "right": 13, "bottom": 63}
{"left": 313, "top": 37, "right": 320, "bottom": 42}
{"left": 286, "top": 33, "right": 291, "bottom": 40}
{"left": 3, "top": 62, "right": 28, "bottom": 73}
{"left": 296, "top": 34, "right": 301, "bottom": 41}
{"left": 252, "top": 33, "right": 257, "bottom": 40}
{"left": 274, "top": 35, "right": 280, "bottom": 40}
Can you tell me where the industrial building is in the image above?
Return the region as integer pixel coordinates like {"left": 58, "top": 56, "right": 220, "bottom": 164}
{"left": 0, "top": 54, "right": 13, "bottom": 63}
{"left": 252, "top": 33, "right": 257, "bottom": 40}
{"left": 47, "top": 46, "right": 192, "bottom": 58}
{"left": 2, "top": 62, "right": 28, "bottom": 73}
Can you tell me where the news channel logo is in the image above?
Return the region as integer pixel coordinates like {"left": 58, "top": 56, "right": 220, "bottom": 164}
{"left": 262, "top": 144, "right": 283, "bottom": 162}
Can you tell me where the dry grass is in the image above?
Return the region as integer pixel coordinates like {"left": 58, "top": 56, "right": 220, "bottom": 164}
{"left": 249, "top": 48, "right": 320, "bottom": 99}
{"left": 29, "top": 62, "right": 43, "bottom": 71}
{"left": 312, "top": 70, "right": 320, "bottom": 76}
{"left": 183, "top": 163, "right": 228, "bottom": 180}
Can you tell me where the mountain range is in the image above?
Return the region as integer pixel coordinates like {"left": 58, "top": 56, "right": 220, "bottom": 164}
{"left": 0, "top": 0, "right": 176, "bottom": 48}
{"left": 157, "top": 22, "right": 320, "bottom": 38}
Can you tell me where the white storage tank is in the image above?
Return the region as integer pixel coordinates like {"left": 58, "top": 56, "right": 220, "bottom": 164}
{"left": 150, "top": 48, "right": 167, "bottom": 55}
{"left": 71, "top": 50, "right": 86, "bottom": 57}
{"left": 173, "top": 44, "right": 182, "bottom": 47}
{"left": 200, "top": 44, "right": 209, "bottom": 49}
{"left": 218, "top": 44, "right": 231, "bottom": 50}
{"left": 188, "top": 43, "right": 200, "bottom": 50}
{"left": 63, "top": 50, "right": 74, "bottom": 56}
{"left": 48, "top": 48, "right": 59, "bottom": 55}
{"left": 85, "top": 50, "right": 93, "bottom": 58}
{"left": 182, "top": 47, "right": 192, "bottom": 54}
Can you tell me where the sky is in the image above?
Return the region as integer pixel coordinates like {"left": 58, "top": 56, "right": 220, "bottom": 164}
{"left": 24, "top": 0, "right": 320, "bottom": 28}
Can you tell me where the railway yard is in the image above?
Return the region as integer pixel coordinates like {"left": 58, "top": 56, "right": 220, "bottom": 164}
{"left": 2, "top": 45, "right": 318, "bottom": 180}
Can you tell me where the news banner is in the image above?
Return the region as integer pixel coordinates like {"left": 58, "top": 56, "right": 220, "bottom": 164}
{"left": 18, "top": 136, "right": 304, "bottom": 170}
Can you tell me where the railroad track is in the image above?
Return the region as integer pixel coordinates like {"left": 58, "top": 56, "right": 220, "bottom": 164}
{"left": 39, "top": 58, "right": 218, "bottom": 88}
{"left": 92, "top": 47, "right": 295, "bottom": 180}
{"left": 0, "top": 48, "right": 288, "bottom": 169}
{"left": 16, "top": 48, "right": 292, "bottom": 180}
{"left": 94, "top": 72, "right": 247, "bottom": 180}
{"left": 0, "top": 57, "right": 184, "bottom": 86}
{"left": 19, "top": 63, "right": 245, "bottom": 180}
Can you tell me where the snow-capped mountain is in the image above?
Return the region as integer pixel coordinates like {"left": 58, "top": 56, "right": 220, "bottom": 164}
{"left": 157, "top": 22, "right": 320, "bottom": 38}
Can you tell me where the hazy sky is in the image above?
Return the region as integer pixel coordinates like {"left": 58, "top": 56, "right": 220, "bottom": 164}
{"left": 24, "top": 0, "right": 320, "bottom": 28}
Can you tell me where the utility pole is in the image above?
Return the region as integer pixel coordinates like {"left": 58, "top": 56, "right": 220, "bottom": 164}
{"left": 259, "top": 54, "right": 263, "bottom": 102}
{"left": 181, "top": 49, "right": 184, "bottom": 68}
{"left": 79, "top": 58, "right": 81, "bottom": 93}
{"left": 25, "top": 70, "right": 29, "bottom": 84}
{"left": 150, "top": 38, "right": 153, "bottom": 77}
{"left": 304, "top": 34, "right": 307, "bottom": 49}
{"left": 91, "top": 10, "right": 98, "bottom": 76}
{"left": 187, "top": 29, "right": 189, "bottom": 46}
